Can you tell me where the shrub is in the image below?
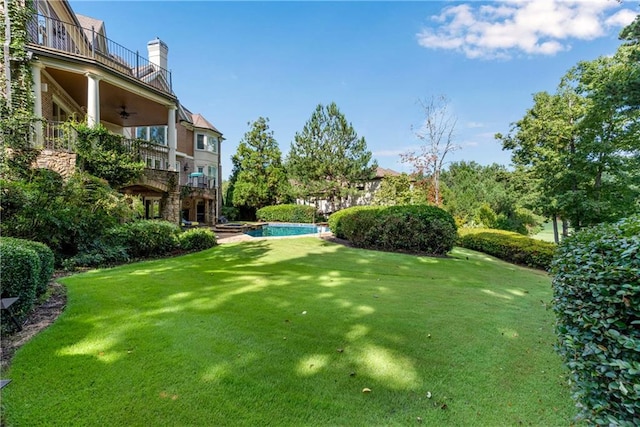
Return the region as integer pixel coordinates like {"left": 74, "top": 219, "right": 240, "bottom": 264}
{"left": 179, "top": 228, "right": 218, "bottom": 252}
{"left": 256, "top": 204, "right": 318, "bottom": 223}
{"left": 551, "top": 215, "right": 640, "bottom": 425}
{"left": 107, "top": 220, "right": 180, "bottom": 258}
{"left": 2, "top": 237, "right": 54, "bottom": 296}
{"left": 64, "top": 239, "right": 130, "bottom": 269}
{"left": 0, "top": 238, "right": 41, "bottom": 332}
{"left": 335, "top": 205, "right": 457, "bottom": 256}
{"left": 457, "top": 228, "right": 556, "bottom": 270}
{"left": 328, "top": 206, "right": 378, "bottom": 239}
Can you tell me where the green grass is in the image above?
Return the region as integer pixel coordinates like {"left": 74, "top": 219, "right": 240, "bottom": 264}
{"left": 2, "top": 238, "right": 574, "bottom": 426}
{"left": 532, "top": 221, "right": 557, "bottom": 242}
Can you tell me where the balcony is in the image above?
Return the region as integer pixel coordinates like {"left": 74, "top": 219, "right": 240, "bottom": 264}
{"left": 40, "top": 122, "right": 170, "bottom": 171}
{"left": 27, "top": 14, "right": 172, "bottom": 95}
{"left": 186, "top": 173, "right": 217, "bottom": 190}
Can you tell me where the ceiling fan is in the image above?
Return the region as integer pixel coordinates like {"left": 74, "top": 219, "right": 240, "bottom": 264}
{"left": 118, "top": 105, "right": 137, "bottom": 120}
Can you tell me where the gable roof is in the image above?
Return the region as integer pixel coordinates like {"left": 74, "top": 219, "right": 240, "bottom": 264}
{"left": 192, "top": 113, "right": 221, "bottom": 134}
{"left": 375, "top": 167, "right": 401, "bottom": 179}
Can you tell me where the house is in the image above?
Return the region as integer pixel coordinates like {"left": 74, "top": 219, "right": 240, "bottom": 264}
{"left": 20, "top": 0, "right": 223, "bottom": 224}
{"left": 298, "top": 167, "right": 402, "bottom": 215}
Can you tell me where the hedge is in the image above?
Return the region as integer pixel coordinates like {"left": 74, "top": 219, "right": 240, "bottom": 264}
{"left": 551, "top": 215, "right": 640, "bottom": 425}
{"left": 106, "top": 220, "right": 181, "bottom": 258}
{"left": 0, "top": 239, "right": 41, "bottom": 332}
{"left": 179, "top": 228, "right": 218, "bottom": 252}
{"left": 332, "top": 205, "right": 457, "bottom": 256}
{"left": 1, "top": 237, "right": 54, "bottom": 297}
{"left": 256, "top": 204, "right": 318, "bottom": 223}
{"left": 328, "top": 206, "right": 378, "bottom": 239}
{"left": 457, "top": 228, "right": 556, "bottom": 270}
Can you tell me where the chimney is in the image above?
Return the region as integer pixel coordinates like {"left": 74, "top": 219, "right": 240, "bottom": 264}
{"left": 147, "top": 37, "right": 168, "bottom": 77}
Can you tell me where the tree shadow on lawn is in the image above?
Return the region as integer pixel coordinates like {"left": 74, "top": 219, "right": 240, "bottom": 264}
{"left": 2, "top": 239, "right": 573, "bottom": 425}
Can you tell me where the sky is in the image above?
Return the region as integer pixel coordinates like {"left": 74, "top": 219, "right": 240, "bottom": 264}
{"left": 68, "top": 0, "right": 638, "bottom": 180}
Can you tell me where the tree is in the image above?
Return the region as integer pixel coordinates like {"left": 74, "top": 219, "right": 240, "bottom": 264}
{"left": 439, "top": 161, "right": 540, "bottom": 234}
{"left": 372, "top": 173, "right": 415, "bottom": 206}
{"left": 231, "top": 117, "right": 290, "bottom": 212}
{"left": 498, "top": 44, "right": 640, "bottom": 237}
{"left": 287, "top": 102, "right": 377, "bottom": 212}
{"left": 401, "top": 95, "right": 459, "bottom": 206}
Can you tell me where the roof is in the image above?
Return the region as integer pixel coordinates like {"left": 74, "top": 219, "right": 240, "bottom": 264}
{"left": 375, "top": 167, "right": 401, "bottom": 179}
{"left": 76, "top": 14, "right": 105, "bottom": 39}
{"left": 191, "top": 113, "right": 221, "bottom": 134}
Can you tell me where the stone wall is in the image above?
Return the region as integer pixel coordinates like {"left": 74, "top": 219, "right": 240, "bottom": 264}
{"left": 34, "top": 149, "right": 77, "bottom": 179}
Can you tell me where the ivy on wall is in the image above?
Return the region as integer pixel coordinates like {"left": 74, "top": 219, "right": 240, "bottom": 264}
{"left": 1, "top": 0, "right": 38, "bottom": 177}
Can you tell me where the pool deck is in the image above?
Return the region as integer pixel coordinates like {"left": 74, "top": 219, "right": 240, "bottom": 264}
{"left": 216, "top": 229, "right": 333, "bottom": 244}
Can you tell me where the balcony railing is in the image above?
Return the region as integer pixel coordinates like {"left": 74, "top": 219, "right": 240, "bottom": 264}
{"left": 186, "top": 173, "right": 216, "bottom": 190}
{"left": 40, "top": 122, "right": 170, "bottom": 171}
{"left": 27, "top": 14, "right": 172, "bottom": 94}
{"left": 41, "top": 121, "right": 76, "bottom": 151}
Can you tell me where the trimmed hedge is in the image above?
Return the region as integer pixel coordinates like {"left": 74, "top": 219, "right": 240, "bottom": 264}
{"left": 328, "top": 206, "right": 378, "bottom": 239}
{"left": 179, "top": 228, "right": 218, "bottom": 252}
{"left": 332, "top": 205, "right": 457, "bottom": 256}
{"left": 107, "top": 220, "right": 181, "bottom": 258}
{"left": 458, "top": 228, "right": 556, "bottom": 270}
{"left": 2, "top": 237, "right": 54, "bottom": 297}
{"left": 0, "top": 239, "right": 41, "bottom": 332}
{"left": 256, "top": 204, "right": 318, "bottom": 223}
{"left": 551, "top": 215, "right": 640, "bottom": 426}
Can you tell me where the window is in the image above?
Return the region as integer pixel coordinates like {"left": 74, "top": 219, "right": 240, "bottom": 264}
{"left": 196, "top": 133, "right": 218, "bottom": 153}
{"left": 136, "top": 126, "right": 167, "bottom": 145}
{"left": 136, "top": 127, "right": 148, "bottom": 140}
{"left": 197, "top": 166, "right": 204, "bottom": 174}
{"left": 196, "top": 134, "right": 205, "bottom": 150}
{"left": 52, "top": 101, "right": 68, "bottom": 123}
{"left": 207, "top": 135, "right": 218, "bottom": 153}
{"left": 208, "top": 165, "right": 217, "bottom": 178}
{"left": 150, "top": 126, "right": 166, "bottom": 145}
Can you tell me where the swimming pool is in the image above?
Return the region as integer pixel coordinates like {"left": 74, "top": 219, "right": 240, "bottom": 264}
{"left": 244, "top": 223, "right": 328, "bottom": 238}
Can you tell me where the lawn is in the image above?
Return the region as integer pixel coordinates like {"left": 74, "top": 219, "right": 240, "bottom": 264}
{"left": 2, "top": 238, "right": 574, "bottom": 426}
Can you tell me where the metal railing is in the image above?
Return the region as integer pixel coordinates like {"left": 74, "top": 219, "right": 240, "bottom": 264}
{"left": 39, "top": 123, "right": 170, "bottom": 171}
{"left": 27, "top": 14, "right": 172, "bottom": 94}
{"left": 41, "top": 121, "right": 76, "bottom": 151}
{"left": 121, "top": 139, "right": 170, "bottom": 171}
{"left": 187, "top": 175, "right": 216, "bottom": 189}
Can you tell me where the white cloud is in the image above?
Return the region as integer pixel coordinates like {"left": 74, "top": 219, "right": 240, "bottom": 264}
{"left": 466, "top": 121, "right": 486, "bottom": 128}
{"left": 416, "top": 0, "right": 638, "bottom": 59}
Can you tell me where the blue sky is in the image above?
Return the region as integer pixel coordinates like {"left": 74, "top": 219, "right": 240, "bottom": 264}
{"left": 69, "top": 1, "right": 637, "bottom": 180}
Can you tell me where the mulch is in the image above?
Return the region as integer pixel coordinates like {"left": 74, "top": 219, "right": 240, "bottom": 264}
{"left": 1, "top": 282, "right": 67, "bottom": 371}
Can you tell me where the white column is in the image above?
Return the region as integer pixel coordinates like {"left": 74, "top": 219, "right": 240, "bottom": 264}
{"left": 85, "top": 72, "right": 101, "bottom": 127}
{"left": 167, "top": 105, "right": 177, "bottom": 171}
{"left": 32, "top": 62, "right": 44, "bottom": 146}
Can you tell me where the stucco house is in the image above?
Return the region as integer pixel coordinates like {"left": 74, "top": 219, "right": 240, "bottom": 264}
{"left": 19, "top": 0, "right": 223, "bottom": 224}
{"left": 298, "top": 167, "right": 402, "bottom": 215}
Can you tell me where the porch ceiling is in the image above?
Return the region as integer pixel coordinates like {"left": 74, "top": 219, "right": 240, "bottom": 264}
{"left": 46, "top": 67, "right": 172, "bottom": 127}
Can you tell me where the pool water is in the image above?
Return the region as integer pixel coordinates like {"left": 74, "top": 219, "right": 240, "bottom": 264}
{"left": 244, "top": 223, "right": 328, "bottom": 238}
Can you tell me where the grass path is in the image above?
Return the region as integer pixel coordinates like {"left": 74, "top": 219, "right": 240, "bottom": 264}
{"left": 2, "top": 238, "right": 573, "bottom": 425}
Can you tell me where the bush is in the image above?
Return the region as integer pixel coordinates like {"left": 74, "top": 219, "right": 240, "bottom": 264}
{"left": 63, "top": 239, "right": 130, "bottom": 269}
{"left": 328, "top": 206, "right": 378, "bottom": 239}
{"left": 2, "top": 237, "right": 54, "bottom": 296}
{"left": 179, "top": 228, "right": 218, "bottom": 252}
{"left": 107, "top": 220, "right": 180, "bottom": 258}
{"left": 335, "top": 205, "right": 457, "bottom": 256}
{"left": 458, "top": 228, "right": 556, "bottom": 270}
{"left": 0, "top": 238, "right": 41, "bottom": 332}
{"left": 551, "top": 215, "right": 640, "bottom": 425}
{"left": 256, "top": 204, "right": 318, "bottom": 223}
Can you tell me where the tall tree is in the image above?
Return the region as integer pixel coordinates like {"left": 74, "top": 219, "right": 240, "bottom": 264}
{"left": 231, "top": 117, "right": 290, "bottom": 212}
{"left": 498, "top": 38, "right": 640, "bottom": 235}
{"left": 287, "top": 102, "right": 377, "bottom": 212}
{"left": 401, "top": 95, "right": 459, "bottom": 206}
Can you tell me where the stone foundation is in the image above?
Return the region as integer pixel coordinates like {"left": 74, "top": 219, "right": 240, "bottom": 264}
{"left": 34, "top": 149, "right": 77, "bottom": 179}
